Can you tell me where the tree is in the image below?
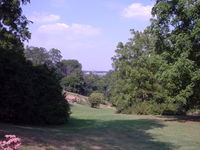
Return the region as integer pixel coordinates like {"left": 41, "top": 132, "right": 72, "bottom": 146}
{"left": 82, "top": 71, "right": 115, "bottom": 100}
{"left": 83, "top": 73, "right": 101, "bottom": 96}
{"left": 57, "top": 59, "right": 85, "bottom": 94}
{"left": 0, "top": 0, "right": 31, "bottom": 51}
{"left": 49, "top": 48, "right": 62, "bottom": 65}
{"left": 150, "top": 0, "right": 200, "bottom": 110}
{"left": 111, "top": 30, "right": 168, "bottom": 113}
{"left": 24, "top": 46, "right": 50, "bottom": 65}
{"left": 101, "top": 71, "right": 117, "bottom": 104}
{"left": 57, "top": 59, "right": 82, "bottom": 77}
{"left": 28, "top": 65, "right": 70, "bottom": 124}
{"left": 110, "top": 0, "right": 200, "bottom": 114}
{"left": 0, "top": 51, "right": 70, "bottom": 124}
{"left": 0, "top": 0, "right": 70, "bottom": 124}
{"left": 60, "top": 71, "right": 85, "bottom": 94}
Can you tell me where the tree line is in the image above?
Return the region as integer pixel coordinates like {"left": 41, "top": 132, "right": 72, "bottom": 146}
{"left": 109, "top": 0, "right": 200, "bottom": 115}
{"left": 23, "top": 46, "right": 112, "bottom": 98}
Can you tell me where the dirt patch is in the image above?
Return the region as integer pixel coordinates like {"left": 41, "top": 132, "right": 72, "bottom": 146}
{"left": 63, "top": 91, "right": 88, "bottom": 104}
{"left": 99, "top": 104, "right": 116, "bottom": 110}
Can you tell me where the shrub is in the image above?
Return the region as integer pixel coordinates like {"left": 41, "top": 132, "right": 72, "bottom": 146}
{"left": 0, "top": 135, "right": 21, "bottom": 150}
{"left": 0, "top": 49, "right": 70, "bottom": 125}
{"left": 187, "top": 109, "right": 200, "bottom": 116}
{"left": 88, "top": 92, "right": 104, "bottom": 108}
{"left": 131, "top": 102, "right": 183, "bottom": 115}
{"left": 161, "top": 103, "right": 183, "bottom": 115}
{"left": 131, "top": 102, "right": 151, "bottom": 115}
{"left": 119, "top": 106, "right": 132, "bottom": 114}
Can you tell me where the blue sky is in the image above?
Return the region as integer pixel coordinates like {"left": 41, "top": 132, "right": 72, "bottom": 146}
{"left": 23, "top": 0, "right": 154, "bottom": 71}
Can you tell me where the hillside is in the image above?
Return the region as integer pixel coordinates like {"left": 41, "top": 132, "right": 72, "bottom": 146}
{"left": 63, "top": 91, "right": 89, "bottom": 104}
{"left": 0, "top": 104, "right": 200, "bottom": 150}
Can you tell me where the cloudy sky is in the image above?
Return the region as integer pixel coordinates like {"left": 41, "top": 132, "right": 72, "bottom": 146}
{"left": 23, "top": 0, "right": 154, "bottom": 71}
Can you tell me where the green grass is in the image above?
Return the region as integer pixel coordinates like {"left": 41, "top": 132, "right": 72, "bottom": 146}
{"left": 0, "top": 104, "right": 200, "bottom": 150}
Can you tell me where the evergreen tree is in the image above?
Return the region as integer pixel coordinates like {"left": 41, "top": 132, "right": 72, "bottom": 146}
{"left": 112, "top": 30, "right": 167, "bottom": 113}
{"left": 0, "top": 0, "right": 70, "bottom": 124}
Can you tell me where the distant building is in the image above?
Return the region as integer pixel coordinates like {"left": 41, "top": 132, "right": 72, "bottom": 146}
{"left": 83, "top": 71, "right": 108, "bottom": 76}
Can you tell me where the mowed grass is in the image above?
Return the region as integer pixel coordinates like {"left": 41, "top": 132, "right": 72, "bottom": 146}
{"left": 0, "top": 104, "right": 200, "bottom": 150}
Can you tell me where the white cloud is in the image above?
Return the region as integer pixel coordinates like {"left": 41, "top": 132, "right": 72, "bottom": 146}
{"left": 37, "top": 23, "right": 100, "bottom": 37}
{"left": 122, "top": 3, "right": 152, "bottom": 19}
{"left": 29, "top": 13, "right": 60, "bottom": 23}
{"left": 70, "top": 24, "right": 101, "bottom": 36}
{"left": 38, "top": 23, "right": 69, "bottom": 34}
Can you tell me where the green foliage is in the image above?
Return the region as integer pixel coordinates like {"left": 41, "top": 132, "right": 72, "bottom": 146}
{"left": 0, "top": 0, "right": 31, "bottom": 51}
{"left": 29, "top": 65, "right": 70, "bottom": 124}
{"left": 24, "top": 46, "right": 50, "bottom": 65}
{"left": 132, "top": 102, "right": 182, "bottom": 115}
{"left": 57, "top": 59, "right": 82, "bottom": 77}
{"left": 187, "top": 108, "right": 200, "bottom": 115}
{"left": 24, "top": 46, "right": 62, "bottom": 66}
{"left": 0, "top": 48, "right": 70, "bottom": 124}
{"left": 97, "top": 71, "right": 116, "bottom": 100}
{"left": 112, "top": 30, "right": 168, "bottom": 113}
{"left": 150, "top": 0, "right": 200, "bottom": 110}
{"left": 131, "top": 102, "right": 151, "bottom": 115}
{"left": 0, "top": 0, "right": 70, "bottom": 124}
{"left": 60, "top": 71, "right": 85, "bottom": 94}
{"left": 111, "top": 0, "right": 200, "bottom": 115}
{"left": 24, "top": 47, "right": 88, "bottom": 95}
{"left": 88, "top": 92, "right": 104, "bottom": 108}
{"left": 83, "top": 74, "right": 101, "bottom": 96}
{"left": 83, "top": 71, "right": 115, "bottom": 102}
{"left": 49, "top": 48, "right": 62, "bottom": 64}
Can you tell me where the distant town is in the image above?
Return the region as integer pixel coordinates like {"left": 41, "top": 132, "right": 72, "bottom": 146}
{"left": 83, "top": 71, "right": 108, "bottom": 76}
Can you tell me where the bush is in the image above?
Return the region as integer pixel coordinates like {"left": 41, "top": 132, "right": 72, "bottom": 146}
{"left": 131, "top": 102, "right": 151, "bottom": 115}
{"left": 0, "top": 49, "right": 70, "bottom": 125}
{"left": 131, "top": 102, "right": 183, "bottom": 115}
{"left": 29, "top": 65, "right": 70, "bottom": 124}
{"left": 0, "top": 135, "right": 21, "bottom": 150}
{"left": 187, "top": 109, "right": 200, "bottom": 116}
{"left": 88, "top": 92, "right": 104, "bottom": 108}
{"left": 118, "top": 106, "right": 132, "bottom": 114}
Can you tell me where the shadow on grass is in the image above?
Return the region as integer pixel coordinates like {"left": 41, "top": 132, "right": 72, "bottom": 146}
{"left": 0, "top": 118, "right": 176, "bottom": 150}
{"left": 155, "top": 115, "right": 200, "bottom": 122}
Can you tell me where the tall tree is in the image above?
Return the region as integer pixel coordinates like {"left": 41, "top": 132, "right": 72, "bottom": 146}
{"left": 49, "top": 48, "right": 62, "bottom": 65}
{"left": 112, "top": 30, "right": 167, "bottom": 113}
{"left": 24, "top": 46, "right": 50, "bottom": 65}
{"left": 57, "top": 59, "right": 82, "bottom": 77}
{"left": 151, "top": 0, "right": 200, "bottom": 110}
{"left": 0, "top": 0, "right": 70, "bottom": 124}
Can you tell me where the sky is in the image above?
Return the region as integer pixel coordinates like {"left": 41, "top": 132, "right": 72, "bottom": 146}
{"left": 23, "top": 0, "right": 154, "bottom": 71}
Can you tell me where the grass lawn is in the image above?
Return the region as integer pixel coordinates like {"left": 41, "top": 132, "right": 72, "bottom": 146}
{"left": 0, "top": 104, "right": 200, "bottom": 150}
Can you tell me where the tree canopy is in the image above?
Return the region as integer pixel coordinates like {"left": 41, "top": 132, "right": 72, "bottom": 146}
{"left": 0, "top": 0, "right": 31, "bottom": 51}
{"left": 110, "top": 0, "right": 200, "bottom": 114}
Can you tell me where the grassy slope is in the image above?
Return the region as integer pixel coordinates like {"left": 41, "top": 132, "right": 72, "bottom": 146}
{"left": 0, "top": 104, "right": 200, "bottom": 150}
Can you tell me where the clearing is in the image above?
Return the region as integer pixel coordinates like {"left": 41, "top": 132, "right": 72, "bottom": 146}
{"left": 0, "top": 104, "right": 200, "bottom": 150}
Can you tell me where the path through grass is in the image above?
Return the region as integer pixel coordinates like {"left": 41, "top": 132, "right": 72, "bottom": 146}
{"left": 0, "top": 104, "right": 200, "bottom": 150}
